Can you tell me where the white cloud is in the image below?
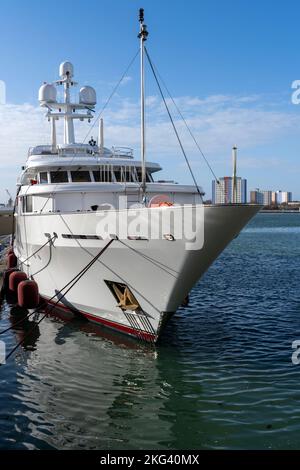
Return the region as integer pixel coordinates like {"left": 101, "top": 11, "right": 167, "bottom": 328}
{"left": 120, "top": 75, "right": 132, "bottom": 86}
{"left": 88, "top": 93, "right": 300, "bottom": 158}
{"left": 0, "top": 104, "right": 49, "bottom": 165}
{"left": 0, "top": 93, "right": 299, "bottom": 199}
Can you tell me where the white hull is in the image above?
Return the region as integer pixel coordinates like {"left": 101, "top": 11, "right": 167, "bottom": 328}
{"left": 14, "top": 204, "right": 260, "bottom": 342}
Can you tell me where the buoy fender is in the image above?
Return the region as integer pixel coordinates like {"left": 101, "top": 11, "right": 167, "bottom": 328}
{"left": 9, "top": 271, "right": 27, "bottom": 293}
{"left": 7, "top": 253, "right": 17, "bottom": 269}
{"left": 18, "top": 280, "right": 39, "bottom": 309}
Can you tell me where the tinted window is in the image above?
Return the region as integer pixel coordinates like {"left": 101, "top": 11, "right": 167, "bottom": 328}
{"left": 104, "top": 170, "right": 112, "bottom": 182}
{"left": 27, "top": 196, "right": 33, "bottom": 212}
{"left": 50, "top": 171, "right": 68, "bottom": 183}
{"left": 93, "top": 170, "right": 101, "bottom": 182}
{"left": 93, "top": 169, "right": 112, "bottom": 182}
{"left": 39, "top": 172, "right": 48, "bottom": 184}
{"left": 22, "top": 196, "right": 33, "bottom": 213}
{"left": 136, "top": 169, "right": 152, "bottom": 183}
{"left": 124, "top": 168, "right": 133, "bottom": 182}
{"left": 114, "top": 169, "right": 122, "bottom": 182}
{"left": 71, "top": 171, "right": 91, "bottom": 182}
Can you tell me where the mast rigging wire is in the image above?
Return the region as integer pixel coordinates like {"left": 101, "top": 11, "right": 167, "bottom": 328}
{"left": 144, "top": 47, "right": 203, "bottom": 201}
{"left": 82, "top": 49, "right": 140, "bottom": 143}
{"left": 150, "top": 60, "right": 221, "bottom": 186}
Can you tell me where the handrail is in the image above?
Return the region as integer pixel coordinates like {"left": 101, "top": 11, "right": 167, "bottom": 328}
{"left": 111, "top": 146, "right": 133, "bottom": 158}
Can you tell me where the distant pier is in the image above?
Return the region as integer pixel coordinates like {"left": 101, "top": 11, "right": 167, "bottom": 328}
{"left": 0, "top": 209, "right": 13, "bottom": 236}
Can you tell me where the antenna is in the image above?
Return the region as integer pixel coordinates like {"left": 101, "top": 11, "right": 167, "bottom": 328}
{"left": 38, "top": 62, "right": 97, "bottom": 146}
{"left": 139, "top": 8, "right": 144, "bottom": 23}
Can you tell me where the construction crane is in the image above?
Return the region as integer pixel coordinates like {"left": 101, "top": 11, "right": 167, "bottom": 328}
{"left": 5, "top": 189, "right": 13, "bottom": 208}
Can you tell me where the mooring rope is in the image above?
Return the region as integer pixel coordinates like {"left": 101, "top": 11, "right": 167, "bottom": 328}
{"left": 30, "top": 240, "right": 54, "bottom": 277}
{"left": 0, "top": 238, "right": 115, "bottom": 359}
{"left": 18, "top": 234, "right": 57, "bottom": 266}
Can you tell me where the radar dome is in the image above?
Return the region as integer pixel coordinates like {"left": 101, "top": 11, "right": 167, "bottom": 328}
{"left": 38, "top": 83, "right": 57, "bottom": 103}
{"left": 59, "top": 61, "right": 74, "bottom": 78}
{"left": 79, "top": 86, "right": 97, "bottom": 105}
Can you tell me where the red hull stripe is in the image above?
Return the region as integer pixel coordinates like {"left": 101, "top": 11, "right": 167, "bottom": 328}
{"left": 42, "top": 297, "right": 156, "bottom": 342}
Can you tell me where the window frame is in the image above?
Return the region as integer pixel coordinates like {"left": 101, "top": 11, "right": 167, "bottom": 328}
{"left": 21, "top": 195, "right": 33, "bottom": 213}
{"left": 39, "top": 172, "right": 49, "bottom": 184}
{"left": 70, "top": 170, "right": 92, "bottom": 183}
{"left": 50, "top": 170, "right": 69, "bottom": 184}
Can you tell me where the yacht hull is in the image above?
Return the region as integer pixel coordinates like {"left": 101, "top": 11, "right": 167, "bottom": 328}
{"left": 14, "top": 204, "right": 260, "bottom": 342}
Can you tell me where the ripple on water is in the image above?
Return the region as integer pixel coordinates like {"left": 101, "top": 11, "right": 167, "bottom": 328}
{"left": 0, "top": 213, "right": 300, "bottom": 449}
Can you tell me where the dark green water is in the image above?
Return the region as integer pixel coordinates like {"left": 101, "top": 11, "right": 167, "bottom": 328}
{"left": 0, "top": 213, "right": 300, "bottom": 450}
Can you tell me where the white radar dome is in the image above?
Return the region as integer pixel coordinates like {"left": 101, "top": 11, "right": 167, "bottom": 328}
{"left": 59, "top": 61, "right": 74, "bottom": 78}
{"left": 38, "top": 83, "right": 57, "bottom": 103}
{"left": 79, "top": 86, "right": 97, "bottom": 105}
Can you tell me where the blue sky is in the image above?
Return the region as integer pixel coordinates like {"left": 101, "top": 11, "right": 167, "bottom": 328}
{"left": 0, "top": 0, "right": 300, "bottom": 200}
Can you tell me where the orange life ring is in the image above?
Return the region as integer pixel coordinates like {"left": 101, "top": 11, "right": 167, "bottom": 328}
{"left": 158, "top": 201, "right": 173, "bottom": 207}
{"left": 148, "top": 195, "right": 173, "bottom": 208}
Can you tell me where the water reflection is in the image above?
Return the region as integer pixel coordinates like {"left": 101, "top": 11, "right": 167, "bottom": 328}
{"left": 1, "top": 213, "right": 300, "bottom": 449}
{"left": 9, "top": 305, "right": 40, "bottom": 351}
{"left": 8, "top": 305, "right": 163, "bottom": 449}
{"left": 10, "top": 306, "right": 209, "bottom": 449}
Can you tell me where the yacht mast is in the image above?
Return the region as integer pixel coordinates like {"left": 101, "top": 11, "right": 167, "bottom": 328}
{"left": 138, "top": 8, "right": 148, "bottom": 200}
{"left": 98, "top": 118, "right": 104, "bottom": 154}
{"left": 51, "top": 118, "right": 57, "bottom": 151}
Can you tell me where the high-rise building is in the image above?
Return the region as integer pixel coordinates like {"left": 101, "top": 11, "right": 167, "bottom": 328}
{"left": 275, "top": 190, "right": 292, "bottom": 204}
{"left": 250, "top": 189, "right": 272, "bottom": 205}
{"left": 250, "top": 189, "right": 293, "bottom": 206}
{"left": 250, "top": 190, "right": 261, "bottom": 204}
{"left": 212, "top": 177, "right": 247, "bottom": 204}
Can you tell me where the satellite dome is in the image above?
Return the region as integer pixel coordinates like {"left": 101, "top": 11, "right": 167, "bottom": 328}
{"left": 38, "top": 83, "right": 57, "bottom": 103}
{"left": 79, "top": 86, "right": 97, "bottom": 106}
{"left": 59, "top": 61, "right": 74, "bottom": 78}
